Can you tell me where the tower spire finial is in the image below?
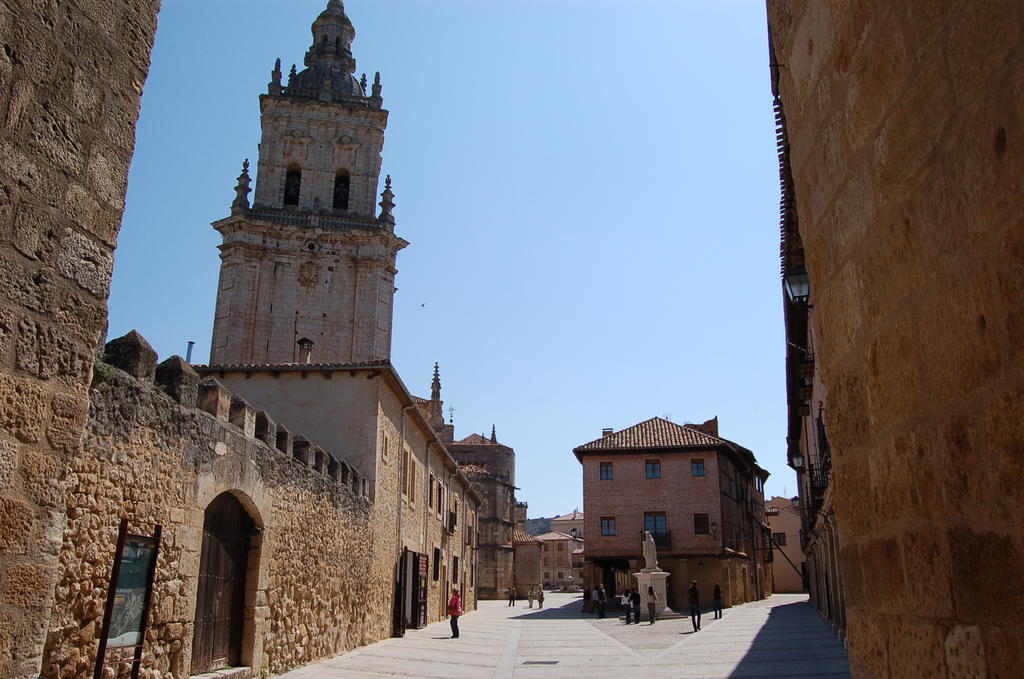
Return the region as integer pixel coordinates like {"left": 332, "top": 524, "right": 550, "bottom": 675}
{"left": 431, "top": 362, "right": 441, "bottom": 401}
{"left": 378, "top": 175, "right": 395, "bottom": 227}
{"left": 231, "top": 159, "right": 252, "bottom": 214}
{"left": 490, "top": 424, "right": 497, "bottom": 444}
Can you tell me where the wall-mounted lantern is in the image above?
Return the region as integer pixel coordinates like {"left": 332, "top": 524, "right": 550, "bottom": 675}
{"left": 784, "top": 265, "right": 811, "bottom": 306}
{"left": 791, "top": 451, "right": 805, "bottom": 471}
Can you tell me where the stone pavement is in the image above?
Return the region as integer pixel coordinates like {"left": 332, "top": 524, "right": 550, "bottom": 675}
{"left": 275, "top": 592, "right": 851, "bottom": 679}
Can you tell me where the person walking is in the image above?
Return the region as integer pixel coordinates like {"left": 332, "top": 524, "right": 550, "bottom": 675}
{"left": 621, "top": 588, "right": 633, "bottom": 624}
{"left": 595, "top": 583, "right": 608, "bottom": 618}
{"left": 688, "top": 580, "right": 702, "bottom": 631}
{"left": 508, "top": 584, "right": 517, "bottom": 607}
{"left": 447, "top": 588, "right": 462, "bottom": 638}
{"left": 536, "top": 587, "right": 545, "bottom": 609}
{"left": 713, "top": 584, "right": 723, "bottom": 620}
{"left": 630, "top": 588, "right": 642, "bottom": 624}
{"left": 527, "top": 586, "right": 535, "bottom": 609}
{"left": 646, "top": 586, "right": 658, "bottom": 624}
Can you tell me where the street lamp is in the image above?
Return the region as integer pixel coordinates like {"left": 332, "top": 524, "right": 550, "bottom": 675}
{"left": 783, "top": 265, "right": 811, "bottom": 306}
{"left": 790, "top": 451, "right": 805, "bottom": 471}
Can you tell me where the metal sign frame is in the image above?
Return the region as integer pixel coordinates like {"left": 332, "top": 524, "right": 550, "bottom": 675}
{"left": 94, "top": 519, "right": 162, "bottom": 679}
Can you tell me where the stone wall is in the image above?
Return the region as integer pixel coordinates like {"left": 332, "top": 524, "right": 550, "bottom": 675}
{"left": 208, "top": 365, "right": 480, "bottom": 625}
{"left": 0, "top": 2, "right": 161, "bottom": 677}
{"left": 767, "top": 2, "right": 1024, "bottom": 676}
{"left": 41, "top": 336, "right": 378, "bottom": 678}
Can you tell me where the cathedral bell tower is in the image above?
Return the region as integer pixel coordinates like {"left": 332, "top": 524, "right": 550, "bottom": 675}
{"left": 209, "top": 0, "right": 407, "bottom": 365}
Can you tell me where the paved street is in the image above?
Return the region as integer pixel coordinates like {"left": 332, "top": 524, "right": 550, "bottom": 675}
{"left": 275, "top": 592, "right": 851, "bottom": 679}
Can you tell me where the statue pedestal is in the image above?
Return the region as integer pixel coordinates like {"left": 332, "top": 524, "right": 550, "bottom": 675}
{"left": 633, "top": 570, "right": 677, "bottom": 620}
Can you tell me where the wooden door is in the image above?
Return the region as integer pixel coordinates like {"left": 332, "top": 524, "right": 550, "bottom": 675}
{"left": 191, "top": 493, "right": 251, "bottom": 674}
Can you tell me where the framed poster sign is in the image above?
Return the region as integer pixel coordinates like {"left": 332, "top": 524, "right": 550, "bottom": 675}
{"left": 94, "top": 520, "right": 162, "bottom": 679}
{"left": 106, "top": 534, "right": 158, "bottom": 647}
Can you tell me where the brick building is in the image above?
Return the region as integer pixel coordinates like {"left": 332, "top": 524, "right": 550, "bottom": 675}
{"left": 536, "top": 532, "right": 584, "bottom": 588}
{"left": 575, "top": 417, "right": 771, "bottom": 609}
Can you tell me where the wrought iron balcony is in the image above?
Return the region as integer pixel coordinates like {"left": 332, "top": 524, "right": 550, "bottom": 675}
{"left": 808, "top": 467, "right": 830, "bottom": 491}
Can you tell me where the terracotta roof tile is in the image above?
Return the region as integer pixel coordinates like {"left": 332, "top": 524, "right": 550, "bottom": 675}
{"left": 574, "top": 417, "right": 727, "bottom": 453}
{"left": 452, "top": 433, "right": 501, "bottom": 446}
{"left": 511, "top": 527, "right": 539, "bottom": 543}
{"left": 460, "top": 464, "right": 496, "bottom": 479}
{"left": 553, "top": 510, "right": 584, "bottom": 521}
{"left": 197, "top": 360, "right": 389, "bottom": 371}
{"left": 534, "top": 531, "right": 583, "bottom": 542}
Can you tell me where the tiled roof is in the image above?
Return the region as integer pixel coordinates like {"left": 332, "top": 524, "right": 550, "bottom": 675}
{"left": 534, "top": 531, "right": 583, "bottom": 542}
{"left": 511, "top": 527, "right": 539, "bottom": 543}
{"left": 453, "top": 433, "right": 497, "bottom": 446}
{"left": 553, "top": 510, "right": 584, "bottom": 521}
{"left": 460, "top": 464, "right": 495, "bottom": 479}
{"left": 197, "top": 360, "right": 390, "bottom": 371}
{"left": 573, "top": 417, "right": 728, "bottom": 453}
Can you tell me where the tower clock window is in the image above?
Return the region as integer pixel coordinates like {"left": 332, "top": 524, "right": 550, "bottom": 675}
{"left": 333, "top": 170, "right": 350, "bottom": 210}
{"left": 284, "top": 167, "right": 302, "bottom": 206}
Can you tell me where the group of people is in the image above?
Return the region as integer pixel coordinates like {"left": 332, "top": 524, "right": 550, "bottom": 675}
{"left": 618, "top": 586, "right": 655, "bottom": 624}
{"left": 506, "top": 584, "right": 545, "bottom": 608}
{"left": 687, "top": 581, "right": 725, "bottom": 632}
{"left": 592, "top": 581, "right": 725, "bottom": 630}
{"left": 445, "top": 579, "right": 726, "bottom": 640}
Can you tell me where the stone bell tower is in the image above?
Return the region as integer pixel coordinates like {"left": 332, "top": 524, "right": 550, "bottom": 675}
{"left": 209, "top": 0, "right": 407, "bottom": 366}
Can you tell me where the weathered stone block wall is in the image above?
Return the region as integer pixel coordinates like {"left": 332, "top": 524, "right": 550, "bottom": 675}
{"left": 513, "top": 543, "right": 541, "bottom": 591}
{"left": 0, "top": 2, "right": 160, "bottom": 676}
{"left": 768, "top": 2, "right": 1024, "bottom": 676}
{"left": 42, "top": 359, "right": 378, "bottom": 678}
{"left": 448, "top": 442, "right": 515, "bottom": 485}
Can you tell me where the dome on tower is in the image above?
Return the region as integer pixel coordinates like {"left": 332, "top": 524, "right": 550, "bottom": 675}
{"left": 284, "top": 0, "right": 366, "bottom": 100}
{"left": 290, "top": 66, "right": 365, "bottom": 97}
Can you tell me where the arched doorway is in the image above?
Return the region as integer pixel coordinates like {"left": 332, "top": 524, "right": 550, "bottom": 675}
{"left": 191, "top": 493, "right": 254, "bottom": 674}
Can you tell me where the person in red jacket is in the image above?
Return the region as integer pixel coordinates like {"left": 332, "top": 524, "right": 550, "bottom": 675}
{"left": 447, "top": 588, "right": 463, "bottom": 638}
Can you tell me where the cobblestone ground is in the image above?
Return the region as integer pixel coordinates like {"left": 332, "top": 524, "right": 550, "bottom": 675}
{"left": 275, "top": 592, "right": 851, "bottom": 678}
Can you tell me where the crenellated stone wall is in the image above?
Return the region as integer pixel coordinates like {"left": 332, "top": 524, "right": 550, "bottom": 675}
{"left": 0, "top": 2, "right": 161, "bottom": 677}
{"left": 41, "top": 333, "right": 379, "bottom": 678}
{"left": 767, "top": 2, "right": 1024, "bottom": 676}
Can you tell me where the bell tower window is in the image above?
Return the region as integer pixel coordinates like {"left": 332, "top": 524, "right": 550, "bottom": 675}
{"left": 333, "top": 170, "right": 350, "bottom": 210}
{"left": 284, "top": 166, "right": 302, "bottom": 206}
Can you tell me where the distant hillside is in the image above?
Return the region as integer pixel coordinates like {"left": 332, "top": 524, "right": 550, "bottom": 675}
{"left": 525, "top": 517, "right": 551, "bottom": 536}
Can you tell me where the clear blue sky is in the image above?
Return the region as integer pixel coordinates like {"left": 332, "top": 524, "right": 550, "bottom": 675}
{"left": 108, "top": 0, "right": 792, "bottom": 518}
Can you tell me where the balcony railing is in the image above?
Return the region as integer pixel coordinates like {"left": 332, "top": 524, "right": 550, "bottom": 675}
{"left": 808, "top": 467, "right": 830, "bottom": 491}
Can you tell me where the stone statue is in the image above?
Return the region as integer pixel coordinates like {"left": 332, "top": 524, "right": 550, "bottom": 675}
{"left": 642, "top": 530, "right": 659, "bottom": 571}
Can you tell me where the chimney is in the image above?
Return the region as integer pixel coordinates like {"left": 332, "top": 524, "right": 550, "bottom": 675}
{"left": 297, "top": 337, "right": 314, "bottom": 364}
{"left": 687, "top": 417, "right": 719, "bottom": 438}
{"left": 602, "top": 428, "right": 614, "bottom": 437}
